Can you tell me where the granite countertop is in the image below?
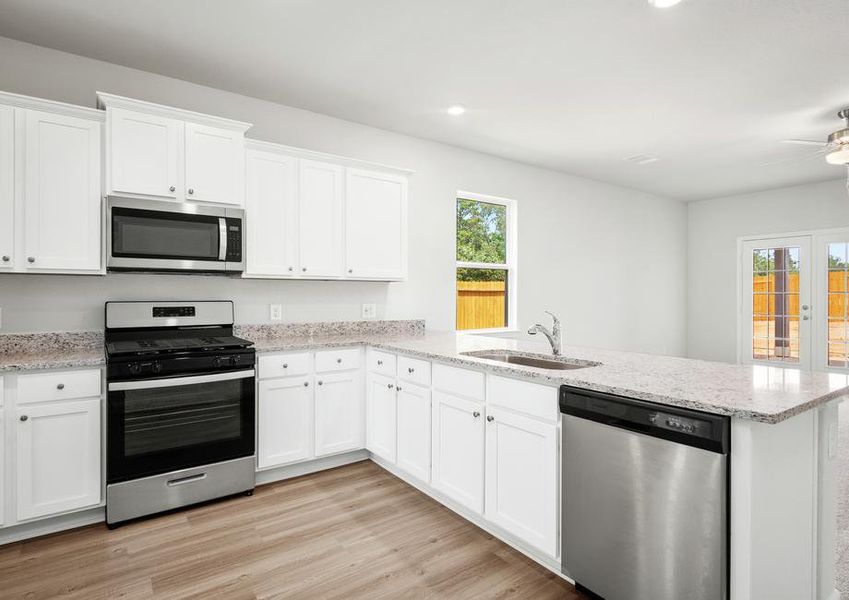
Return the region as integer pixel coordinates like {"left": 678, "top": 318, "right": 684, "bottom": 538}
{"left": 2, "top": 325, "right": 847, "bottom": 424}
{"left": 251, "top": 330, "right": 849, "bottom": 424}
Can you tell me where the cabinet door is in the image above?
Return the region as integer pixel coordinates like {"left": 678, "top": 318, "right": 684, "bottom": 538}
{"left": 185, "top": 122, "right": 245, "bottom": 206}
{"left": 396, "top": 382, "right": 431, "bottom": 483}
{"left": 431, "top": 391, "right": 484, "bottom": 514}
{"left": 245, "top": 149, "right": 298, "bottom": 276}
{"left": 345, "top": 168, "right": 407, "bottom": 280}
{"left": 107, "top": 108, "right": 181, "bottom": 199}
{"left": 485, "top": 407, "right": 558, "bottom": 557}
{"left": 258, "top": 377, "right": 313, "bottom": 469}
{"left": 23, "top": 110, "right": 101, "bottom": 271}
{"left": 298, "top": 159, "right": 344, "bottom": 277}
{"left": 366, "top": 372, "right": 396, "bottom": 463}
{"left": 16, "top": 398, "right": 101, "bottom": 520}
{"left": 0, "top": 105, "right": 13, "bottom": 270}
{"left": 315, "top": 370, "right": 364, "bottom": 457}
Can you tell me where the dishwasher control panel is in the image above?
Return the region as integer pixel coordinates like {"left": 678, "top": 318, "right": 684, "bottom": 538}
{"left": 650, "top": 412, "right": 702, "bottom": 434}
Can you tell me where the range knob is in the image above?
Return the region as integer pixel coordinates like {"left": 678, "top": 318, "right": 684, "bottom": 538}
{"left": 152, "top": 361, "right": 163, "bottom": 374}
{"left": 212, "top": 356, "right": 224, "bottom": 368}
{"left": 230, "top": 355, "right": 241, "bottom": 366}
{"left": 128, "top": 362, "right": 141, "bottom": 375}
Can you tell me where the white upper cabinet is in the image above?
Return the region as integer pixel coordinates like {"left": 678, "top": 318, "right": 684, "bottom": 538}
{"left": 245, "top": 148, "right": 298, "bottom": 276}
{"left": 23, "top": 109, "right": 101, "bottom": 272}
{"left": 99, "top": 93, "right": 251, "bottom": 206}
{"left": 185, "top": 122, "right": 245, "bottom": 205}
{"left": 108, "top": 108, "right": 181, "bottom": 199}
{"left": 345, "top": 168, "right": 407, "bottom": 280}
{"left": 298, "top": 159, "right": 344, "bottom": 277}
{"left": 0, "top": 105, "right": 13, "bottom": 270}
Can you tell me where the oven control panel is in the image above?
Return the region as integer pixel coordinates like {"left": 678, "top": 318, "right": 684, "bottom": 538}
{"left": 153, "top": 306, "right": 196, "bottom": 318}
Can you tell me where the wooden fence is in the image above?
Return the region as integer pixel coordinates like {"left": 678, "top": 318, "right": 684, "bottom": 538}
{"left": 753, "top": 272, "right": 847, "bottom": 318}
{"left": 457, "top": 281, "right": 506, "bottom": 330}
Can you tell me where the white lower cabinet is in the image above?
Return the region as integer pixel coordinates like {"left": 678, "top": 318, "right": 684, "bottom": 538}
{"left": 485, "top": 405, "right": 558, "bottom": 557}
{"left": 396, "top": 382, "right": 431, "bottom": 483}
{"left": 315, "top": 370, "right": 363, "bottom": 457}
{"left": 258, "top": 376, "right": 313, "bottom": 469}
{"left": 431, "top": 390, "right": 485, "bottom": 514}
{"left": 366, "top": 372, "right": 397, "bottom": 463}
{"left": 16, "top": 397, "right": 101, "bottom": 521}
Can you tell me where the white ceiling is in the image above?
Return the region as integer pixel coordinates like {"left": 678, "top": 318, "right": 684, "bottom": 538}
{"left": 0, "top": 0, "right": 846, "bottom": 200}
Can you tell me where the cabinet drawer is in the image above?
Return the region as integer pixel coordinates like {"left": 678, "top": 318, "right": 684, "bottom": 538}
{"left": 17, "top": 369, "right": 101, "bottom": 404}
{"left": 367, "top": 349, "right": 396, "bottom": 376}
{"left": 488, "top": 375, "right": 559, "bottom": 423}
{"left": 315, "top": 348, "right": 361, "bottom": 373}
{"left": 397, "top": 355, "right": 431, "bottom": 386}
{"left": 258, "top": 352, "right": 311, "bottom": 379}
{"left": 433, "top": 363, "right": 484, "bottom": 401}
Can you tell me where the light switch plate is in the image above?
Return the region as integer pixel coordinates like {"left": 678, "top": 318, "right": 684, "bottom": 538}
{"left": 362, "top": 303, "right": 377, "bottom": 319}
{"left": 269, "top": 304, "right": 283, "bottom": 321}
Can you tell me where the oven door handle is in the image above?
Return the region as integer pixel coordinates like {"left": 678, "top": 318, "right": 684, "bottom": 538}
{"left": 108, "top": 369, "right": 255, "bottom": 391}
{"left": 218, "top": 217, "right": 227, "bottom": 261}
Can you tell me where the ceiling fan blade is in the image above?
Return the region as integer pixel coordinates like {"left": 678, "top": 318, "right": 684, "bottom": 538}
{"left": 780, "top": 139, "right": 828, "bottom": 146}
{"left": 759, "top": 150, "right": 831, "bottom": 167}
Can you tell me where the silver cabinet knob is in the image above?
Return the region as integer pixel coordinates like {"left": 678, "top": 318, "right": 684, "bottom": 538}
{"left": 408, "top": 367, "right": 414, "bottom": 373}
{"left": 473, "top": 411, "right": 480, "bottom": 418}
{"left": 288, "top": 266, "right": 294, "bottom": 272}
{"left": 348, "top": 269, "right": 353, "bottom": 274}
{"left": 303, "top": 381, "right": 309, "bottom": 387}
{"left": 169, "top": 186, "right": 176, "bottom": 192}
{"left": 301, "top": 267, "right": 307, "bottom": 272}
{"left": 802, "top": 304, "right": 810, "bottom": 310}
{"left": 188, "top": 188, "right": 194, "bottom": 195}
{"left": 318, "top": 380, "right": 323, "bottom": 386}
{"left": 803, "top": 315, "right": 810, "bottom": 321}
{"left": 377, "top": 360, "right": 383, "bottom": 366}
{"left": 487, "top": 415, "right": 494, "bottom": 422}
{"left": 396, "top": 386, "right": 403, "bottom": 392}
{"left": 387, "top": 383, "right": 394, "bottom": 389}
{"left": 336, "top": 358, "right": 342, "bottom": 364}
{"left": 1, "top": 255, "right": 9, "bottom": 262}
{"left": 282, "top": 363, "right": 288, "bottom": 369}
{"left": 56, "top": 383, "right": 65, "bottom": 390}
{"left": 19, "top": 415, "right": 28, "bottom": 422}
{"left": 27, "top": 257, "right": 35, "bottom": 263}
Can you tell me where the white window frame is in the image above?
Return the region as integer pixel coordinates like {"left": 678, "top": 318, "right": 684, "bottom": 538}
{"left": 738, "top": 226, "right": 849, "bottom": 372}
{"left": 455, "top": 190, "right": 518, "bottom": 333}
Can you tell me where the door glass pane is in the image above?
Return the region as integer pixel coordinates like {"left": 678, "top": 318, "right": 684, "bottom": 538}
{"left": 112, "top": 208, "right": 220, "bottom": 260}
{"left": 752, "top": 246, "right": 800, "bottom": 363}
{"left": 456, "top": 267, "right": 507, "bottom": 330}
{"left": 122, "top": 379, "right": 242, "bottom": 457}
{"left": 828, "top": 242, "right": 849, "bottom": 366}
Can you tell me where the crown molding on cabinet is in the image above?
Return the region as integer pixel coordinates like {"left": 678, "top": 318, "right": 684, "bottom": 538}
{"left": 0, "top": 91, "right": 104, "bottom": 121}
{"left": 96, "top": 92, "right": 252, "bottom": 133}
{"left": 244, "top": 138, "right": 414, "bottom": 176}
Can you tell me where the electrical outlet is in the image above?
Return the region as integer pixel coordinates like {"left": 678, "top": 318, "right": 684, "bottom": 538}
{"left": 362, "top": 303, "right": 377, "bottom": 319}
{"left": 269, "top": 304, "right": 283, "bottom": 321}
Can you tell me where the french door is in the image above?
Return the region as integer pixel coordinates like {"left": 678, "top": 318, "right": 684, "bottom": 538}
{"left": 741, "top": 230, "right": 849, "bottom": 371}
{"left": 741, "top": 236, "right": 812, "bottom": 369}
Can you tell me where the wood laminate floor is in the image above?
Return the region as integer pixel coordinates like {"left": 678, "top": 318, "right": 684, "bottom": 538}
{"left": 0, "top": 460, "right": 587, "bottom": 599}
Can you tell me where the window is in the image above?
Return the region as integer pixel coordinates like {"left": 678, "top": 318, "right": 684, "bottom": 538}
{"left": 455, "top": 192, "right": 516, "bottom": 331}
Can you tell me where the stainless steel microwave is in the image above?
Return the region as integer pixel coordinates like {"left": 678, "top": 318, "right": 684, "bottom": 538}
{"left": 106, "top": 197, "right": 245, "bottom": 274}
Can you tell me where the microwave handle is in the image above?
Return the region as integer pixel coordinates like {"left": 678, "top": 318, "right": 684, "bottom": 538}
{"left": 218, "top": 218, "right": 227, "bottom": 261}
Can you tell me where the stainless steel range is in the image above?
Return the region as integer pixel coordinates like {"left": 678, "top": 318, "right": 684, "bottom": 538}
{"left": 105, "top": 301, "right": 255, "bottom": 527}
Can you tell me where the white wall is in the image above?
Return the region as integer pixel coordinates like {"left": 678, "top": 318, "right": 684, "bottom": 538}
{"left": 687, "top": 178, "right": 849, "bottom": 362}
{"left": 0, "top": 37, "right": 688, "bottom": 356}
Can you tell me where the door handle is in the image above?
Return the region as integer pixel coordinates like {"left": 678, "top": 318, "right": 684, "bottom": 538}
{"left": 218, "top": 218, "right": 227, "bottom": 261}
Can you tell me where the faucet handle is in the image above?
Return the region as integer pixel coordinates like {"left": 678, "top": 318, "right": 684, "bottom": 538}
{"left": 544, "top": 311, "right": 560, "bottom": 325}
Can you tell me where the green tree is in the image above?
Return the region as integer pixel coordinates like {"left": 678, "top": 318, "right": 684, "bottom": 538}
{"left": 456, "top": 199, "right": 506, "bottom": 282}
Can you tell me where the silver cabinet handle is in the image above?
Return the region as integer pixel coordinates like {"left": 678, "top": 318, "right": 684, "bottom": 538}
{"left": 167, "top": 473, "right": 206, "bottom": 487}
{"left": 803, "top": 315, "right": 810, "bottom": 321}
{"left": 19, "top": 415, "right": 28, "bottom": 422}
{"left": 27, "top": 257, "right": 35, "bottom": 263}
{"left": 188, "top": 188, "right": 194, "bottom": 195}
{"left": 802, "top": 305, "right": 810, "bottom": 310}
{"left": 169, "top": 186, "right": 176, "bottom": 192}
{"left": 56, "top": 383, "right": 65, "bottom": 390}
{"left": 473, "top": 411, "right": 480, "bottom": 418}
{"left": 377, "top": 360, "right": 383, "bottom": 366}
{"left": 408, "top": 367, "right": 414, "bottom": 373}
{"left": 396, "top": 386, "right": 403, "bottom": 392}
{"left": 1, "top": 255, "right": 9, "bottom": 262}
{"left": 318, "top": 380, "right": 323, "bottom": 386}
{"left": 387, "top": 383, "right": 394, "bottom": 389}
{"left": 487, "top": 415, "right": 494, "bottom": 422}
{"left": 282, "top": 363, "right": 288, "bottom": 369}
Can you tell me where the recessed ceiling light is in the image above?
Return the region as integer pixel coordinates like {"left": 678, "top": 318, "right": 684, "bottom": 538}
{"left": 648, "top": 0, "right": 683, "bottom": 7}
{"left": 446, "top": 105, "right": 466, "bottom": 116}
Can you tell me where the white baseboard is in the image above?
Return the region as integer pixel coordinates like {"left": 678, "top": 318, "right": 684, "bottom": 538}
{"left": 255, "top": 450, "right": 369, "bottom": 485}
{"left": 0, "top": 506, "right": 105, "bottom": 545}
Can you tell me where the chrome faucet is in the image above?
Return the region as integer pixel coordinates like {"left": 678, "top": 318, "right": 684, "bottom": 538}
{"left": 528, "top": 311, "right": 562, "bottom": 356}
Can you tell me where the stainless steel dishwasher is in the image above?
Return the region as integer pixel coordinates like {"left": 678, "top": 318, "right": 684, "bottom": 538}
{"left": 560, "top": 385, "right": 730, "bottom": 600}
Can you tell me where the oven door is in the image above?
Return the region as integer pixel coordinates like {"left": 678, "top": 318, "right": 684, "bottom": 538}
{"left": 107, "top": 197, "right": 234, "bottom": 272}
{"left": 107, "top": 369, "right": 255, "bottom": 483}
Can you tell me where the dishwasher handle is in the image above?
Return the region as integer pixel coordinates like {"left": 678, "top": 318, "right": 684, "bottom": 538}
{"left": 560, "top": 385, "right": 729, "bottom": 454}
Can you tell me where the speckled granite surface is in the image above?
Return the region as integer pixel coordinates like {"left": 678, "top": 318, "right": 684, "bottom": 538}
{"left": 235, "top": 319, "right": 424, "bottom": 340}
{"left": 0, "top": 331, "right": 105, "bottom": 372}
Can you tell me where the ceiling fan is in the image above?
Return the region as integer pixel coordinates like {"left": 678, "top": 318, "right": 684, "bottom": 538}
{"left": 777, "top": 108, "right": 849, "bottom": 165}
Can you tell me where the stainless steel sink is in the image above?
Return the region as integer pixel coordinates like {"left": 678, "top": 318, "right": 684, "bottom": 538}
{"left": 461, "top": 350, "right": 600, "bottom": 370}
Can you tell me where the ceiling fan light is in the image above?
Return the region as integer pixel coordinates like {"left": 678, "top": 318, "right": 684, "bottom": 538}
{"left": 828, "top": 128, "right": 849, "bottom": 145}
{"left": 648, "top": 0, "right": 683, "bottom": 7}
{"left": 826, "top": 147, "right": 849, "bottom": 165}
